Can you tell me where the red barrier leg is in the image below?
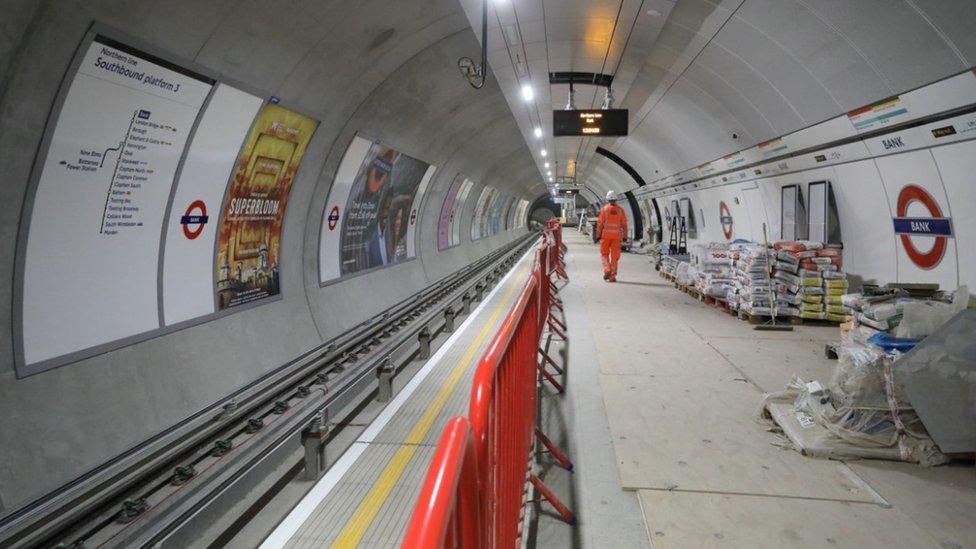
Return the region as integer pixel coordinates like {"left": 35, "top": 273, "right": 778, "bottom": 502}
{"left": 546, "top": 318, "right": 567, "bottom": 340}
{"left": 538, "top": 349, "right": 564, "bottom": 375}
{"left": 535, "top": 427, "right": 573, "bottom": 471}
{"left": 529, "top": 475, "right": 575, "bottom": 525}
{"left": 537, "top": 362, "right": 565, "bottom": 393}
{"left": 548, "top": 313, "right": 567, "bottom": 332}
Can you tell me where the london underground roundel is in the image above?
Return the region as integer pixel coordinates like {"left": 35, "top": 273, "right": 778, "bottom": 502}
{"left": 327, "top": 205, "right": 340, "bottom": 231}
{"left": 892, "top": 184, "right": 953, "bottom": 270}
{"left": 719, "top": 201, "right": 733, "bottom": 240}
{"left": 180, "top": 200, "right": 208, "bottom": 240}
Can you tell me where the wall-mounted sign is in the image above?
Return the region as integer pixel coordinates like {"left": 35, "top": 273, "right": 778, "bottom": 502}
{"left": 893, "top": 184, "right": 953, "bottom": 269}
{"left": 719, "top": 201, "right": 733, "bottom": 240}
{"left": 847, "top": 95, "right": 909, "bottom": 133}
{"left": 180, "top": 200, "right": 208, "bottom": 240}
{"left": 553, "top": 109, "right": 628, "bottom": 137}
{"left": 19, "top": 33, "right": 215, "bottom": 372}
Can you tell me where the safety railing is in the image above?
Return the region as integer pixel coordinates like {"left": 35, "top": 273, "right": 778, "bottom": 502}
{"left": 403, "top": 224, "right": 572, "bottom": 549}
{"left": 402, "top": 417, "right": 482, "bottom": 548}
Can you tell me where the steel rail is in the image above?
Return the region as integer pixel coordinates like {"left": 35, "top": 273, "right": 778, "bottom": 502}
{"left": 1, "top": 234, "right": 537, "bottom": 549}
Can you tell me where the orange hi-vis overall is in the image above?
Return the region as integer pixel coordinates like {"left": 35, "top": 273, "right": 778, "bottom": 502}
{"left": 597, "top": 203, "right": 628, "bottom": 279}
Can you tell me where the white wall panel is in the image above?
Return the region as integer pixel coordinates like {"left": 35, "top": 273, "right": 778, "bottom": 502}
{"left": 163, "top": 84, "right": 263, "bottom": 325}
{"left": 873, "top": 150, "right": 958, "bottom": 289}
{"left": 930, "top": 140, "right": 976, "bottom": 290}
{"left": 829, "top": 160, "right": 897, "bottom": 286}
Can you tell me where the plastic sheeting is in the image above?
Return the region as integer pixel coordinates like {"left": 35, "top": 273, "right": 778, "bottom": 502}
{"left": 896, "top": 309, "right": 976, "bottom": 453}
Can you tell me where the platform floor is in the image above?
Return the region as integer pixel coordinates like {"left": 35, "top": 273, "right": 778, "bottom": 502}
{"left": 260, "top": 248, "right": 536, "bottom": 548}
{"left": 538, "top": 231, "right": 975, "bottom": 548}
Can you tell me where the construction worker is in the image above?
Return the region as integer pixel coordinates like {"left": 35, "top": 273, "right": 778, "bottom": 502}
{"left": 596, "top": 190, "right": 628, "bottom": 282}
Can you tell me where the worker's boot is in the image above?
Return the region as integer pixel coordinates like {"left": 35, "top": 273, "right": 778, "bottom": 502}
{"left": 603, "top": 271, "right": 610, "bottom": 281}
{"left": 609, "top": 275, "right": 617, "bottom": 283}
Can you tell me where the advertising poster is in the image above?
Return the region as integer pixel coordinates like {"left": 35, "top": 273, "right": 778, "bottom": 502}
{"left": 19, "top": 34, "right": 213, "bottom": 371}
{"left": 438, "top": 173, "right": 467, "bottom": 251}
{"left": 502, "top": 195, "right": 517, "bottom": 230}
{"left": 215, "top": 103, "right": 318, "bottom": 310}
{"left": 472, "top": 186, "right": 494, "bottom": 240}
{"left": 487, "top": 191, "right": 509, "bottom": 236}
{"left": 336, "top": 142, "right": 433, "bottom": 276}
{"left": 451, "top": 178, "right": 474, "bottom": 247}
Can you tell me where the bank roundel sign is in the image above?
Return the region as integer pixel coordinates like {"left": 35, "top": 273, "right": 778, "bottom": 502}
{"left": 892, "top": 184, "right": 953, "bottom": 269}
{"left": 327, "top": 205, "right": 340, "bottom": 231}
{"left": 719, "top": 201, "right": 734, "bottom": 240}
{"left": 180, "top": 200, "right": 208, "bottom": 240}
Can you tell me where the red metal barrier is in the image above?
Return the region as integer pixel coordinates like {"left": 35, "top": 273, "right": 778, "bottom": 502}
{"left": 402, "top": 417, "right": 483, "bottom": 548}
{"left": 404, "top": 228, "right": 573, "bottom": 549}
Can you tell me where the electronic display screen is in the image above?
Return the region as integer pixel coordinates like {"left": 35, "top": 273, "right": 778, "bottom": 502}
{"left": 553, "top": 109, "right": 628, "bottom": 137}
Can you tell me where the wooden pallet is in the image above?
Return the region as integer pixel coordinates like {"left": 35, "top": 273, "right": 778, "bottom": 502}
{"left": 737, "top": 310, "right": 803, "bottom": 325}
{"left": 676, "top": 283, "right": 699, "bottom": 299}
{"left": 699, "top": 293, "right": 735, "bottom": 315}
{"left": 795, "top": 317, "right": 845, "bottom": 327}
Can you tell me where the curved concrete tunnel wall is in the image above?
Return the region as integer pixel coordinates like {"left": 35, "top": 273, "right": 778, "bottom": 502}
{"left": 0, "top": 1, "right": 544, "bottom": 512}
{"left": 569, "top": 0, "right": 976, "bottom": 284}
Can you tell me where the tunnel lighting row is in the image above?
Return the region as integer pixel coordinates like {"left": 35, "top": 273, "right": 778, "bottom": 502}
{"left": 521, "top": 84, "right": 551, "bottom": 183}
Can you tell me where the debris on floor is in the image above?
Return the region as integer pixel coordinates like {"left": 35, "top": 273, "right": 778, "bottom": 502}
{"left": 760, "top": 284, "right": 972, "bottom": 466}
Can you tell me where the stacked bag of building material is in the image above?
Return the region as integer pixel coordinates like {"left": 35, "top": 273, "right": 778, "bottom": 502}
{"left": 730, "top": 243, "right": 773, "bottom": 315}
{"left": 772, "top": 241, "right": 851, "bottom": 322}
{"left": 691, "top": 243, "right": 734, "bottom": 298}
{"left": 661, "top": 255, "right": 681, "bottom": 277}
{"left": 675, "top": 260, "right": 697, "bottom": 287}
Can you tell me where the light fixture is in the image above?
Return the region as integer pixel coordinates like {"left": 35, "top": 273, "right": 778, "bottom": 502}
{"left": 533, "top": 126, "right": 543, "bottom": 138}
{"left": 549, "top": 177, "right": 554, "bottom": 182}
{"left": 521, "top": 84, "right": 534, "bottom": 102}
{"left": 544, "top": 162, "right": 550, "bottom": 168}
{"left": 547, "top": 171, "right": 552, "bottom": 176}
{"left": 540, "top": 149, "right": 547, "bottom": 157}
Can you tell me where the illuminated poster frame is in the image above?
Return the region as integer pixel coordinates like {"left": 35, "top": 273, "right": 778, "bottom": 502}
{"left": 12, "top": 24, "right": 320, "bottom": 377}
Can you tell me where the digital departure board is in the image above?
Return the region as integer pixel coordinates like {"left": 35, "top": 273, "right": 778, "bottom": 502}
{"left": 553, "top": 109, "right": 628, "bottom": 137}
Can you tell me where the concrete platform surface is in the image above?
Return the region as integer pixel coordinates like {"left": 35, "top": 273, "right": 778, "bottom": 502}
{"left": 553, "top": 230, "right": 975, "bottom": 549}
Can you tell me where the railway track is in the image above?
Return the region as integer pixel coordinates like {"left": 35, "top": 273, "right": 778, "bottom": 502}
{"left": 0, "top": 235, "right": 537, "bottom": 549}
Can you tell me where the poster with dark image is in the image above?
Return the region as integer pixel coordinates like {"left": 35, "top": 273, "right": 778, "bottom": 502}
{"left": 339, "top": 143, "right": 429, "bottom": 275}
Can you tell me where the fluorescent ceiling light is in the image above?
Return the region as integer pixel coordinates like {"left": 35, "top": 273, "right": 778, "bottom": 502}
{"left": 540, "top": 149, "right": 547, "bottom": 157}
{"left": 544, "top": 162, "right": 550, "bottom": 168}
{"left": 521, "top": 84, "right": 534, "bottom": 102}
{"left": 549, "top": 177, "right": 554, "bottom": 182}
{"left": 533, "top": 126, "right": 543, "bottom": 138}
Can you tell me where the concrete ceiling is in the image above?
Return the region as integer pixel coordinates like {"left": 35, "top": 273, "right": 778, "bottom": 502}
{"left": 460, "top": 0, "right": 976, "bottom": 201}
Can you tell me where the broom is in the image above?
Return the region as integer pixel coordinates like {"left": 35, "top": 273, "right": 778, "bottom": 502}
{"left": 755, "top": 222, "right": 794, "bottom": 332}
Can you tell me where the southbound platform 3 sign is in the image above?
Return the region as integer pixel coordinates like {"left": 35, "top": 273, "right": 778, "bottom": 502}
{"left": 892, "top": 184, "right": 953, "bottom": 269}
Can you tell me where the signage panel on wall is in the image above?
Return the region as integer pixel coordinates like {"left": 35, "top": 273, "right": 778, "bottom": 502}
{"left": 215, "top": 104, "right": 318, "bottom": 309}
{"left": 874, "top": 150, "right": 957, "bottom": 287}
{"left": 438, "top": 174, "right": 467, "bottom": 251}
{"left": 16, "top": 30, "right": 323, "bottom": 376}
{"left": 847, "top": 95, "right": 911, "bottom": 133}
{"left": 20, "top": 34, "right": 214, "bottom": 370}
{"left": 162, "top": 84, "right": 263, "bottom": 325}
{"left": 451, "top": 178, "right": 474, "bottom": 246}
{"left": 471, "top": 186, "right": 494, "bottom": 241}
{"left": 318, "top": 137, "right": 434, "bottom": 283}
{"left": 553, "top": 109, "right": 628, "bottom": 137}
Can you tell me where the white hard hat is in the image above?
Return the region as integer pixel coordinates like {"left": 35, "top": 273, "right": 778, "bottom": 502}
{"left": 606, "top": 190, "right": 617, "bottom": 202}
